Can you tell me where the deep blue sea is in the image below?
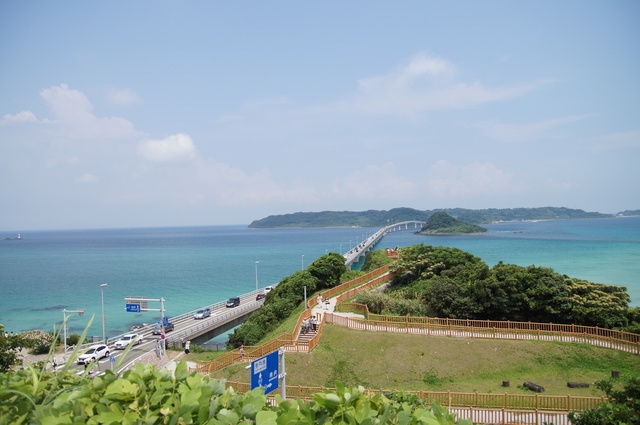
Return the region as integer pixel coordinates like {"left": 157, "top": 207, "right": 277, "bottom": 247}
{"left": 1, "top": 217, "right": 639, "bottom": 343}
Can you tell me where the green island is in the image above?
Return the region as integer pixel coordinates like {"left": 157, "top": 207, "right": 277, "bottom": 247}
{"left": 2, "top": 246, "right": 639, "bottom": 424}
{"left": 417, "top": 211, "right": 487, "bottom": 235}
{"left": 249, "top": 206, "right": 617, "bottom": 228}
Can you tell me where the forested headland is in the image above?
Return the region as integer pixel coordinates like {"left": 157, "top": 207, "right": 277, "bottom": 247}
{"left": 249, "top": 206, "right": 614, "bottom": 228}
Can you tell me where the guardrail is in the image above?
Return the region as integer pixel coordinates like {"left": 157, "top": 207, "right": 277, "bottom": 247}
{"left": 105, "top": 286, "right": 274, "bottom": 346}
{"left": 166, "top": 301, "right": 263, "bottom": 346}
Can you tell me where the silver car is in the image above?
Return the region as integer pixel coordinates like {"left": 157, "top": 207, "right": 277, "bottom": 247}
{"left": 77, "top": 344, "right": 110, "bottom": 365}
{"left": 193, "top": 308, "right": 211, "bottom": 319}
{"left": 113, "top": 333, "right": 141, "bottom": 349}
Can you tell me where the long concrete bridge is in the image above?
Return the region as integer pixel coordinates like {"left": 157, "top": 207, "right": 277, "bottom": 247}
{"left": 106, "top": 288, "right": 271, "bottom": 349}
{"left": 343, "top": 221, "right": 424, "bottom": 268}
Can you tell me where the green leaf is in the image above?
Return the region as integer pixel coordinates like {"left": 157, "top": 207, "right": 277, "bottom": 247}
{"left": 255, "top": 410, "right": 278, "bottom": 425}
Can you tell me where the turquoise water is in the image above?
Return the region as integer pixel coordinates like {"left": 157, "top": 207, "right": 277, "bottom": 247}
{"left": 1, "top": 217, "right": 638, "bottom": 340}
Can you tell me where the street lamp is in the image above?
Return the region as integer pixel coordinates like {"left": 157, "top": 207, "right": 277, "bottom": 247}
{"left": 62, "top": 309, "right": 85, "bottom": 354}
{"left": 100, "top": 283, "right": 108, "bottom": 343}
{"left": 301, "top": 254, "right": 305, "bottom": 270}
{"left": 255, "top": 261, "right": 260, "bottom": 291}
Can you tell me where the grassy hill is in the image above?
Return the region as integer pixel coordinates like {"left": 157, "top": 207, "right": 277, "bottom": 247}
{"left": 208, "top": 324, "right": 640, "bottom": 396}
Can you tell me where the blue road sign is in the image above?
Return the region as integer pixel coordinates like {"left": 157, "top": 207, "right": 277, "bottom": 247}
{"left": 126, "top": 303, "right": 141, "bottom": 313}
{"left": 250, "top": 350, "right": 279, "bottom": 394}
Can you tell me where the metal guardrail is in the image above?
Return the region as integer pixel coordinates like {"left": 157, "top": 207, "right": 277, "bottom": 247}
{"left": 104, "top": 286, "right": 276, "bottom": 346}
{"left": 166, "top": 301, "right": 263, "bottom": 346}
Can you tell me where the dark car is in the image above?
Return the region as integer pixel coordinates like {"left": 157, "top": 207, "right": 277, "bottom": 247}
{"left": 256, "top": 293, "right": 266, "bottom": 301}
{"left": 225, "top": 297, "right": 240, "bottom": 307}
{"left": 152, "top": 322, "right": 175, "bottom": 334}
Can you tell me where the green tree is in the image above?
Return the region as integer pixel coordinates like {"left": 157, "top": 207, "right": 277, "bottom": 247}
{"left": 569, "top": 377, "right": 640, "bottom": 425}
{"left": 307, "top": 252, "right": 347, "bottom": 288}
{"left": 0, "top": 325, "right": 23, "bottom": 373}
{"left": 567, "top": 278, "right": 630, "bottom": 328}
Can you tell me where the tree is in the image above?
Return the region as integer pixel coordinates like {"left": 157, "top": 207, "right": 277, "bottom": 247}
{"left": 0, "top": 325, "right": 23, "bottom": 372}
{"left": 569, "top": 377, "right": 640, "bottom": 425}
{"left": 307, "top": 252, "right": 347, "bottom": 288}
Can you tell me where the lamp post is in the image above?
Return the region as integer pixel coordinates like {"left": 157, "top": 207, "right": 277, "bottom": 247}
{"left": 100, "top": 283, "right": 108, "bottom": 343}
{"left": 301, "top": 254, "right": 304, "bottom": 270}
{"left": 255, "top": 261, "right": 260, "bottom": 291}
{"left": 62, "top": 309, "right": 85, "bottom": 354}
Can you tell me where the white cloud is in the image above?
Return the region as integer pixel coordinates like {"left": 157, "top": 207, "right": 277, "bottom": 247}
{"left": 589, "top": 129, "right": 640, "bottom": 151}
{"left": 331, "top": 162, "right": 417, "bottom": 201}
{"left": 330, "top": 52, "right": 543, "bottom": 116}
{"left": 40, "top": 83, "right": 143, "bottom": 139}
{"left": 106, "top": 87, "right": 142, "bottom": 106}
{"left": 1, "top": 111, "right": 39, "bottom": 125}
{"left": 75, "top": 173, "right": 99, "bottom": 184}
{"left": 137, "top": 133, "right": 198, "bottom": 162}
{"left": 478, "top": 115, "right": 590, "bottom": 143}
{"left": 427, "top": 160, "right": 519, "bottom": 198}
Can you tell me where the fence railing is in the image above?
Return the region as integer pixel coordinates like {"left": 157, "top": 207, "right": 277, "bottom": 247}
{"left": 222, "top": 380, "right": 602, "bottom": 419}
{"left": 195, "top": 260, "right": 634, "bottom": 417}
{"left": 329, "top": 303, "right": 640, "bottom": 355}
{"left": 197, "top": 263, "right": 394, "bottom": 374}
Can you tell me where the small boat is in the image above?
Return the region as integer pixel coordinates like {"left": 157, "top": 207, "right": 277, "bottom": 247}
{"left": 4, "top": 233, "right": 22, "bottom": 240}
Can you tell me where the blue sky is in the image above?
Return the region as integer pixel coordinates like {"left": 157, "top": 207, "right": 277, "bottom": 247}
{"left": 1, "top": 1, "right": 638, "bottom": 230}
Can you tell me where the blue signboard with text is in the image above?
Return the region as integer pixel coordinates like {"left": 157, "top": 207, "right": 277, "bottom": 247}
{"left": 126, "top": 303, "right": 141, "bottom": 313}
{"left": 250, "top": 350, "right": 279, "bottom": 394}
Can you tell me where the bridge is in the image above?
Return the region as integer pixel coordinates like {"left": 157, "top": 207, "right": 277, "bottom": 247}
{"left": 106, "top": 288, "right": 272, "bottom": 351}
{"left": 343, "top": 221, "right": 424, "bottom": 268}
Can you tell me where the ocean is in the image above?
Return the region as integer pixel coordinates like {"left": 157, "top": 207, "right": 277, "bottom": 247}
{"left": 1, "top": 216, "right": 638, "bottom": 343}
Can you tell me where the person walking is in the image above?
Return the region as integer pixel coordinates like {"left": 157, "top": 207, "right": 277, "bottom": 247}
{"left": 184, "top": 340, "right": 191, "bottom": 355}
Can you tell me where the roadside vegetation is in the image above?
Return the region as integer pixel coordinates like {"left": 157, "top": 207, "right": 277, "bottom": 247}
{"left": 357, "top": 244, "right": 639, "bottom": 332}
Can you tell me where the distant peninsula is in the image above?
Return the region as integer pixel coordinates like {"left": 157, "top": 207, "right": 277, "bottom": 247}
{"left": 249, "top": 207, "right": 615, "bottom": 228}
{"left": 418, "top": 211, "right": 487, "bottom": 235}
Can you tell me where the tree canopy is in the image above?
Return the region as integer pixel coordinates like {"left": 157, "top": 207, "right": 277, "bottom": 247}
{"left": 359, "top": 244, "right": 632, "bottom": 329}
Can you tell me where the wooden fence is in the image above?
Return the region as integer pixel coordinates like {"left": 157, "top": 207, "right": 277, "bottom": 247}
{"left": 330, "top": 303, "right": 640, "bottom": 355}
{"left": 195, "top": 260, "right": 637, "bottom": 420}
{"left": 197, "top": 263, "right": 393, "bottom": 375}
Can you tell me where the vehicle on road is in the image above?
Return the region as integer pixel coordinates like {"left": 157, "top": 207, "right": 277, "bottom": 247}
{"left": 225, "top": 297, "right": 240, "bottom": 307}
{"left": 113, "top": 333, "right": 142, "bottom": 349}
{"left": 193, "top": 308, "right": 211, "bottom": 319}
{"left": 256, "top": 293, "right": 266, "bottom": 301}
{"left": 77, "top": 344, "right": 110, "bottom": 364}
{"left": 264, "top": 286, "right": 273, "bottom": 293}
{"left": 152, "top": 322, "right": 175, "bottom": 334}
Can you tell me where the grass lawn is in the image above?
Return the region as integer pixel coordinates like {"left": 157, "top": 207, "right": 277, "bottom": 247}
{"left": 209, "top": 324, "right": 640, "bottom": 397}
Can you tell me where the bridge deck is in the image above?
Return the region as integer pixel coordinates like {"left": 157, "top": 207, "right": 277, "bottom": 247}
{"left": 343, "top": 221, "right": 424, "bottom": 268}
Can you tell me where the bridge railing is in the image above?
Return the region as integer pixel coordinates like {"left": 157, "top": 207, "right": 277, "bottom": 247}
{"left": 105, "top": 287, "right": 271, "bottom": 346}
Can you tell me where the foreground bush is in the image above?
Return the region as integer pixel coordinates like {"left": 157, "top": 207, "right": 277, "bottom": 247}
{"left": 0, "top": 361, "right": 469, "bottom": 424}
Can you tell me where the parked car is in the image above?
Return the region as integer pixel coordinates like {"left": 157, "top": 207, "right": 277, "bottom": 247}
{"left": 256, "top": 293, "right": 266, "bottom": 301}
{"left": 152, "top": 322, "right": 175, "bottom": 334}
{"left": 193, "top": 308, "right": 211, "bottom": 319}
{"left": 77, "top": 344, "right": 110, "bottom": 365}
{"left": 225, "top": 297, "right": 240, "bottom": 307}
{"left": 113, "top": 333, "right": 142, "bottom": 350}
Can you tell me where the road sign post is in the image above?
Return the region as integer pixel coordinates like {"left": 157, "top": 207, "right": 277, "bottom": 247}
{"left": 250, "top": 350, "right": 280, "bottom": 395}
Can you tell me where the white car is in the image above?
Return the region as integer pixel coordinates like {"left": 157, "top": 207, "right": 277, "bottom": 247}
{"left": 77, "top": 344, "right": 110, "bottom": 365}
{"left": 113, "top": 333, "right": 142, "bottom": 350}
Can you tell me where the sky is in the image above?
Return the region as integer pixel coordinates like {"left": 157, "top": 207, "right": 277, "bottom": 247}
{"left": 1, "top": 1, "right": 639, "bottom": 231}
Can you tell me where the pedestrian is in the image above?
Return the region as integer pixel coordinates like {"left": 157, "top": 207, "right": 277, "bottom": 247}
{"left": 317, "top": 295, "right": 323, "bottom": 306}
{"left": 311, "top": 316, "right": 317, "bottom": 331}
{"left": 325, "top": 299, "right": 330, "bottom": 310}
{"left": 184, "top": 340, "right": 191, "bottom": 355}
{"left": 239, "top": 347, "right": 245, "bottom": 359}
